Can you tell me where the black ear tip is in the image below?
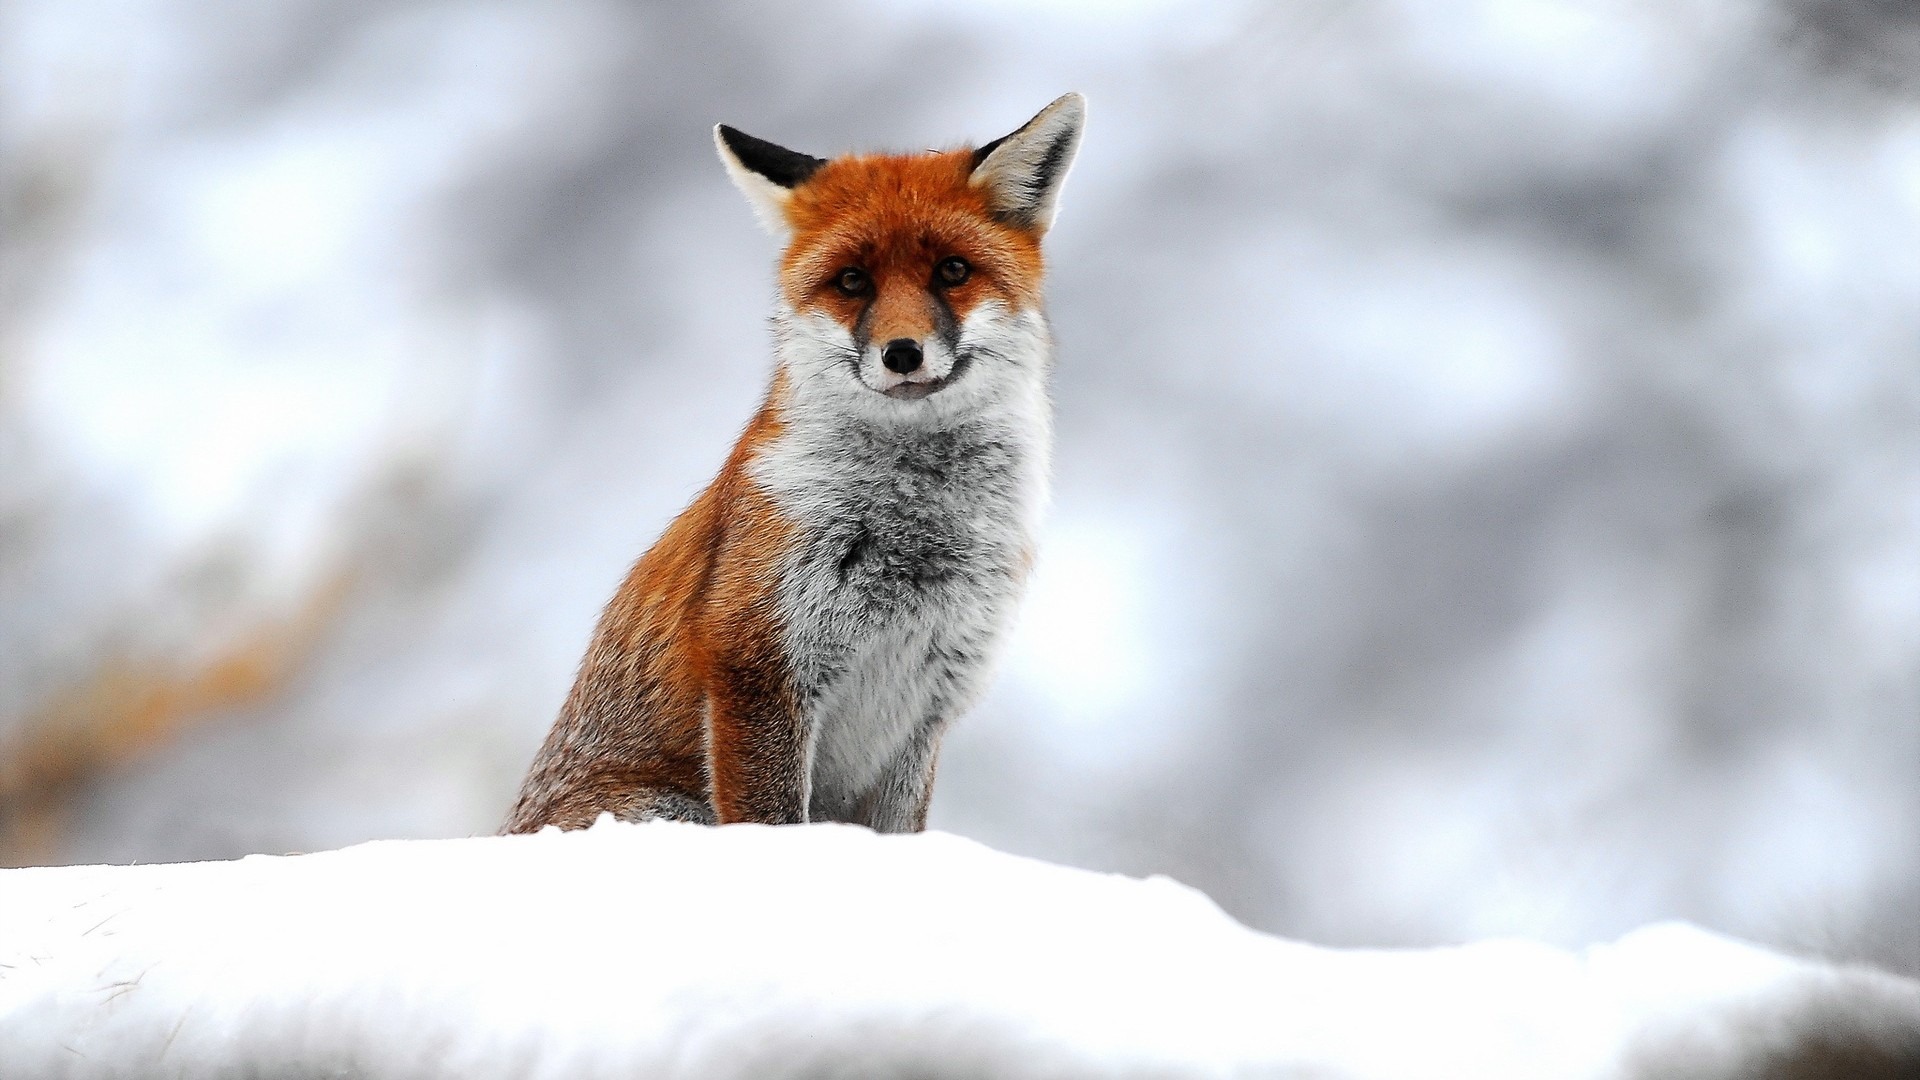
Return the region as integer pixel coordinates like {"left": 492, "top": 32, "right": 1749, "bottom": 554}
{"left": 970, "top": 133, "right": 1010, "bottom": 171}
{"left": 715, "top": 124, "right": 826, "bottom": 189}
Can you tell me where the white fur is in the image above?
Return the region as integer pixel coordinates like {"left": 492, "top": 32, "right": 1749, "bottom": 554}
{"left": 970, "top": 93, "right": 1086, "bottom": 235}
{"left": 713, "top": 125, "right": 795, "bottom": 235}
{"left": 750, "top": 301, "right": 1053, "bottom": 824}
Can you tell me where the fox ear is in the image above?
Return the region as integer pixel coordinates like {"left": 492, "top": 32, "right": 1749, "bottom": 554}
{"left": 969, "top": 93, "right": 1086, "bottom": 234}
{"left": 714, "top": 125, "right": 827, "bottom": 234}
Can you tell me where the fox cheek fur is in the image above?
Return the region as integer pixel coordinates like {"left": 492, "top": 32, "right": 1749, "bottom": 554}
{"left": 503, "top": 94, "right": 1085, "bottom": 834}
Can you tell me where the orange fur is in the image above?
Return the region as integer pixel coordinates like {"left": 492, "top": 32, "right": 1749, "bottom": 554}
{"left": 781, "top": 150, "right": 1047, "bottom": 331}
{"left": 504, "top": 377, "right": 798, "bottom": 830}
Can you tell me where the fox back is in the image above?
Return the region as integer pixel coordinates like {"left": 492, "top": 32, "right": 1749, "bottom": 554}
{"left": 504, "top": 94, "right": 1084, "bottom": 833}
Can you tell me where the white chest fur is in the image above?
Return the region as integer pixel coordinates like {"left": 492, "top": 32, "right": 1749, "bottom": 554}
{"left": 749, "top": 383, "right": 1050, "bottom": 818}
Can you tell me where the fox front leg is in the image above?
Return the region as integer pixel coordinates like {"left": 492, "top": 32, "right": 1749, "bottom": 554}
{"left": 850, "top": 729, "right": 941, "bottom": 834}
{"left": 704, "top": 664, "right": 810, "bottom": 825}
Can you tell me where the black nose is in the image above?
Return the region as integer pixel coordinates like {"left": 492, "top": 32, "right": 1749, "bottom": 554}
{"left": 882, "top": 338, "right": 923, "bottom": 374}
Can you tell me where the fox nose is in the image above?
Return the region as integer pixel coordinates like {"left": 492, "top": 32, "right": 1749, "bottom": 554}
{"left": 882, "top": 338, "right": 924, "bottom": 374}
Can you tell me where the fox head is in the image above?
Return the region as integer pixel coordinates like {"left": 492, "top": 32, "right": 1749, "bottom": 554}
{"left": 715, "top": 94, "right": 1084, "bottom": 417}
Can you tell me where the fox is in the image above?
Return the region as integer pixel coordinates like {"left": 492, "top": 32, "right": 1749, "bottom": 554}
{"left": 502, "top": 94, "right": 1085, "bottom": 834}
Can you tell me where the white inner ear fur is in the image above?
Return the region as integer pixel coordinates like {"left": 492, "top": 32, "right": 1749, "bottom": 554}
{"left": 713, "top": 125, "right": 794, "bottom": 236}
{"left": 969, "top": 92, "right": 1086, "bottom": 235}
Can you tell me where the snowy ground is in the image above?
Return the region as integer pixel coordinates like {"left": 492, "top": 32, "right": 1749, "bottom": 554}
{"left": 2, "top": 821, "right": 1916, "bottom": 1079}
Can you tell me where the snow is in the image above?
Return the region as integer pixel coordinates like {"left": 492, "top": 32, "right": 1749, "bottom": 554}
{"left": 3, "top": 821, "right": 1914, "bottom": 1079}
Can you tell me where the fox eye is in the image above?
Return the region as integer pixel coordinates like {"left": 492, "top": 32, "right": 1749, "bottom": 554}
{"left": 936, "top": 257, "right": 971, "bottom": 286}
{"left": 833, "top": 267, "right": 869, "bottom": 296}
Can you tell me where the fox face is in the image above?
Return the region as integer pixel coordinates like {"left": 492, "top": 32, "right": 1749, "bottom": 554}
{"left": 716, "top": 95, "right": 1084, "bottom": 420}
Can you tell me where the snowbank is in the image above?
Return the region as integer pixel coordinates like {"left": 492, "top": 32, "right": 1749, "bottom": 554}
{"left": 2, "top": 820, "right": 1915, "bottom": 1079}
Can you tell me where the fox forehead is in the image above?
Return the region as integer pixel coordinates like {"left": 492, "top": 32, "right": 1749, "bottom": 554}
{"left": 779, "top": 149, "right": 1044, "bottom": 314}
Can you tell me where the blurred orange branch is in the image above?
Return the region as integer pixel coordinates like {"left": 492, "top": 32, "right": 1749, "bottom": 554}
{"left": 0, "top": 573, "right": 353, "bottom": 864}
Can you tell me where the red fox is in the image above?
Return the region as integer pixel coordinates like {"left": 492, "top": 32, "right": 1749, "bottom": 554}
{"left": 503, "top": 95, "right": 1085, "bottom": 833}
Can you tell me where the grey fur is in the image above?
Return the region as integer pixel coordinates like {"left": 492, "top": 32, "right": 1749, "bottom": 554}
{"left": 613, "top": 789, "right": 717, "bottom": 826}
{"left": 754, "top": 303, "right": 1054, "bottom": 831}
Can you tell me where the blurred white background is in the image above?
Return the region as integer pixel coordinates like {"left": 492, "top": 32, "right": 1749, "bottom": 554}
{"left": 2, "top": 0, "right": 1916, "bottom": 973}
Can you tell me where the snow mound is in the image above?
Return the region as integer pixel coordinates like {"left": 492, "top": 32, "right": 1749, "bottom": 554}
{"left": 2, "top": 820, "right": 1915, "bottom": 1079}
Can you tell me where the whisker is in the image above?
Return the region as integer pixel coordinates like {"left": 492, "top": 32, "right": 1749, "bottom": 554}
{"left": 961, "top": 343, "right": 1017, "bottom": 366}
